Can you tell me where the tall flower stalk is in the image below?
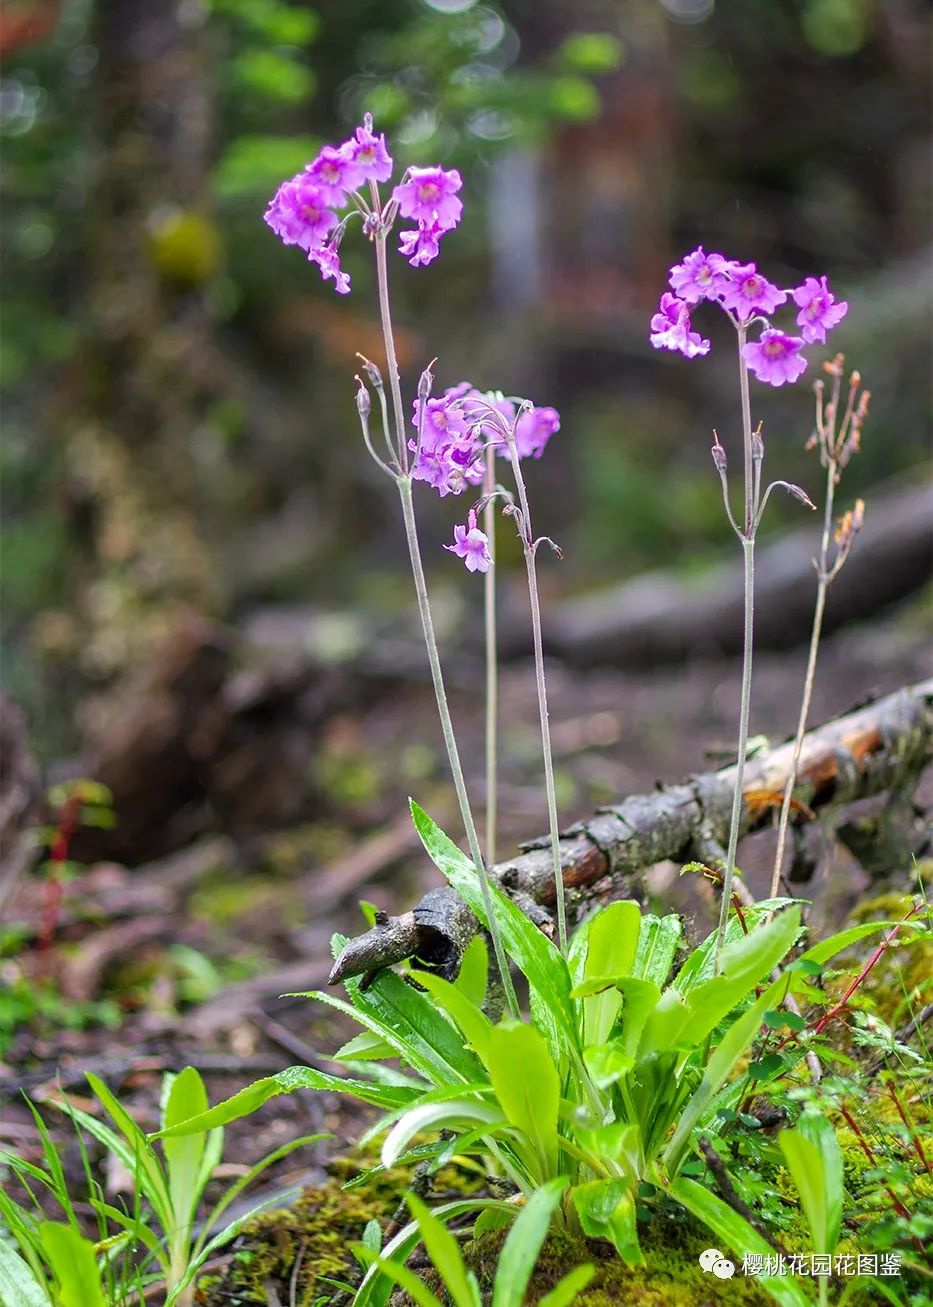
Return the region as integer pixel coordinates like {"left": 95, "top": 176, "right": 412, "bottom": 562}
{"left": 503, "top": 421, "right": 568, "bottom": 953}
{"left": 769, "top": 358, "right": 868, "bottom": 899}
{"left": 483, "top": 456, "right": 499, "bottom": 866}
{"left": 265, "top": 114, "right": 519, "bottom": 1014}
{"left": 650, "top": 249, "right": 847, "bottom": 970}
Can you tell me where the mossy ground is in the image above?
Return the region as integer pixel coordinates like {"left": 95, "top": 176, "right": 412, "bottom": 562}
{"left": 195, "top": 1153, "right": 482, "bottom": 1306}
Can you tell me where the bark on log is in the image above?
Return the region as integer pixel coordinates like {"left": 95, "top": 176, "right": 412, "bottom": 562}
{"left": 329, "top": 678, "right": 933, "bottom": 986}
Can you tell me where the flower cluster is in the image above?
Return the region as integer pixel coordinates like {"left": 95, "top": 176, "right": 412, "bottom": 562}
{"left": 410, "top": 384, "right": 559, "bottom": 498}
{"left": 264, "top": 118, "right": 463, "bottom": 291}
{"left": 650, "top": 247, "right": 848, "bottom": 386}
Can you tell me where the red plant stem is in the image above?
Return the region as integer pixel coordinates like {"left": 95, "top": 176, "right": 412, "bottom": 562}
{"left": 888, "top": 1082, "right": 932, "bottom": 1176}
{"left": 811, "top": 907, "right": 921, "bottom": 1038}
{"left": 731, "top": 894, "right": 749, "bottom": 935}
{"left": 838, "top": 1104, "right": 912, "bottom": 1221}
{"left": 37, "top": 794, "right": 81, "bottom": 954}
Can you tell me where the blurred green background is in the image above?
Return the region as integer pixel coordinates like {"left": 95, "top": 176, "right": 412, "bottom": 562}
{"left": 2, "top": 0, "right": 930, "bottom": 758}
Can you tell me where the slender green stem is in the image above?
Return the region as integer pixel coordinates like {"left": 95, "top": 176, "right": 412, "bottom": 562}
{"left": 507, "top": 443, "right": 567, "bottom": 953}
{"left": 397, "top": 477, "right": 519, "bottom": 1015}
{"left": 369, "top": 222, "right": 517, "bottom": 1011}
{"left": 373, "top": 230, "right": 408, "bottom": 471}
{"left": 714, "top": 327, "right": 756, "bottom": 974}
{"left": 770, "top": 457, "right": 837, "bottom": 898}
{"left": 483, "top": 457, "right": 498, "bottom": 866}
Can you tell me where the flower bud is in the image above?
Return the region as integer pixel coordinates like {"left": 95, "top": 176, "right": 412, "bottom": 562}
{"left": 417, "top": 361, "right": 435, "bottom": 400}
{"left": 355, "top": 378, "right": 371, "bottom": 417}
{"left": 786, "top": 483, "right": 816, "bottom": 510}
{"left": 711, "top": 432, "right": 728, "bottom": 475}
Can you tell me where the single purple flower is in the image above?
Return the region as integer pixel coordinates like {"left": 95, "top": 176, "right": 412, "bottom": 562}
{"left": 719, "top": 262, "right": 787, "bottom": 322}
{"left": 399, "top": 221, "right": 444, "bottom": 267}
{"left": 669, "top": 247, "right": 737, "bottom": 305}
{"left": 445, "top": 510, "right": 492, "bottom": 572}
{"left": 792, "top": 276, "right": 848, "bottom": 344}
{"left": 649, "top": 293, "right": 711, "bottom": 358}
{"left": 743, "top": 329, "right": 808, "bottom": 386}
{"left": 513, "top": 406, "right": 560, "bottom": 460}
{"left": 411, "top": 392, "right": 472, "bottom": 451}
{"left": 393, "top": 166, "right": 463, "bottom": 231}
{"left": 309, "top": 241, "right": 350, "bottom": 295}
{"left": 342, "top": 122, "right": 393, "bottom": 184}
{"left": 411, "top": 443, "right": 460, "bottom": 495}
{"left": 305, "top": 145, "right": 357, "bottom": 208}
{"left": 264, "top": 175, "right": 338, "bottom": 252}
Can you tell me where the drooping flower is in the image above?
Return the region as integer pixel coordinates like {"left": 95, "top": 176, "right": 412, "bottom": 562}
{"left": 743, "top": 329, "right": 808, "bottom": 386}
{"left": 445, "top": 510, "right": 492, "bottom": 572}
{"left": 264, "top": 175, "right": 338, "bottom": 252}
{"left": 718, "top": 263, "right": 787, "bottom": 322}
{"left": 309, "top": 241, "right": 350, "bottom": 295}
{"left": 305, "top": 145, "right": 357, "bottom": 207}
{"left": 393, "top": 166, "right": 463, "bottom": 231}
{"left": 649, "top": 293, "right": 711, "bottom": 358}
{"left": 343, "top": 122, "right": 393, "bottom": 184}
{"left": 669, "top": 247, "right": 737, "bottom": 305}
{"left": 399, "top": 221, "right": 443, "bottom": 267}
{"left": 793, "top": 276, "right": 848, "bottom": 344}
{"left": 513, "top": 406, "right": 560, "bottom": 459}
{"left": 412, "top": 393, "right": 471, "bottom": 451}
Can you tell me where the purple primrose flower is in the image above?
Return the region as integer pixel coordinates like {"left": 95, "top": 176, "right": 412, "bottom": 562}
{"left": 393, "top": 166, "right": 463, "bottom": 230}
{"left": 309, "top": 242, "right": 350, "bottom": 295}
{"left": 649, "top": 293, "right": 711, "bottom": 358}
{"left": 399, "top": 221, "right": 444, "bottom": 267}
{"left": 305, "top": 145, "right": 358, "bottom": 208}
{"left": 718, "top": 262, "right": 788, "bottom": 322}
{"left": 793, "top": 276, "right": 848, "bottom": 344}
{"left": 513, "top": 406, "right": 561, "bottom": 460}
{"left": 264, "top": 175, "right": 337, "bottom": 252}
{"left": 344, "top": 122, "right": 393, "bottom": 184}
{"left": 652, "top": 247, "right": 848, "bottom": 383}
{"left": 743, "top": 329, "right": 808, "bottom": 386}
{"left": 265, "top": 120, "right": 460, "bottom": 288}
{"left": 445, "top": 510, "right": 492, "bottom": 573}
{"left": 669, "top": 247, "right": 737, "bottom": 304}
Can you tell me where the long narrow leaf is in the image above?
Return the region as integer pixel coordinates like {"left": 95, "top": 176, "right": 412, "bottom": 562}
{"left": 410, "top": 801, "right": 576, "bottom": 1062}
{"left": 153, "top": 1066, "right": 415, "bottom": 1138}
{"left": 671, "top": 1177, "right": 811, "bottom": 1307}
{"left": 492, "top": 1178, "right": 566, "bottom": 1307}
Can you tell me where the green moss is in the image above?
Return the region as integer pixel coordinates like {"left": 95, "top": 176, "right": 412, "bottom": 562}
{"left": 194, "top": 1153, "right": 482, "bottom": 1307}
{"left": 437, "top": 1215, "right": 778, "bottom": 1306}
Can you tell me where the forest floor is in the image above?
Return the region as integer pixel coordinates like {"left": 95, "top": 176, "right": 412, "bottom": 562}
{"left": 2, "top": 602, "right": 930, "bottom": 1258}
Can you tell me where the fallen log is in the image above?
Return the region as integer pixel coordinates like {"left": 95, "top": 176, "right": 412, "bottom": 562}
{"left": 329, "top": 678, "right": 933, "bottom": 986}
{"left": 533, "top": 479, "right": 932, "bottom": 667}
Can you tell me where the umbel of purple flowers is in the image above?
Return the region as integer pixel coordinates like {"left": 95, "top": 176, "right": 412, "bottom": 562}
{"left": 650, "top": 248, "right": 848, "bottom": 385}
{"left": 264, "top": 115, "right": 463, "bottom": 292}
{"left": 263, "top": 115, "right": 561, "bottom": 573}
